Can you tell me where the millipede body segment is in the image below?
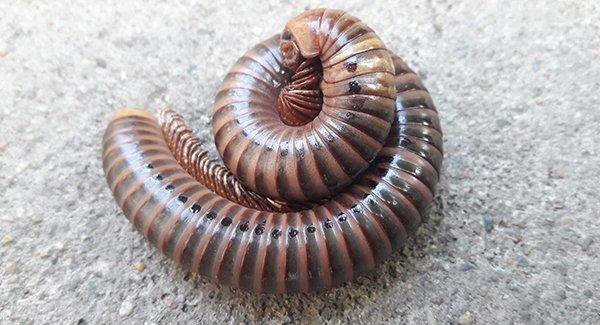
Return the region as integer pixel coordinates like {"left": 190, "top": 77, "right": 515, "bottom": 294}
{"left": 102, "top": 8, "right": 443, "bottom": 294}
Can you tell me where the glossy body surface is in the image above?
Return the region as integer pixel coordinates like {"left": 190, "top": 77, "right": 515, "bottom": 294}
{"left": 102, "top": 9, "right": 442, "bottom": 294}
{"left": 214, "top": 9, "right": 397, "bottom": 203}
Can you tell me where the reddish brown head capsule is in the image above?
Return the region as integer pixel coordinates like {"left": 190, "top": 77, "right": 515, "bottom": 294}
{"left": 102, "top": 8, "right": 443, "bottom": 294}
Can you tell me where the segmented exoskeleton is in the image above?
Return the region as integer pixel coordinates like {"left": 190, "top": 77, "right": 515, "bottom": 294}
{"left": 102, "top": 9, "right": 443, "bottom": 293}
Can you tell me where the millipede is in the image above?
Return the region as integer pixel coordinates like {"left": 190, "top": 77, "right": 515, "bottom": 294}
{"left": 102, "top": 8, "right": 443, "bottom": 294}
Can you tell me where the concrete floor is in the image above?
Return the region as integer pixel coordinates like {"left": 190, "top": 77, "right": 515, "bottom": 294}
{"left": 1, "top": 0, "right": 598, "bottom": 323}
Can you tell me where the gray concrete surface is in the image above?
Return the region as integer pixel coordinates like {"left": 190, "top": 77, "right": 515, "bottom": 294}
{"left": 1, "top": 0, "right": 599, "bottom": 323}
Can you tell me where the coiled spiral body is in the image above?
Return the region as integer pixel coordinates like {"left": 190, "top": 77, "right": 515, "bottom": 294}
{"left": 102, "top": 9, "right": 443, "bottom": 294}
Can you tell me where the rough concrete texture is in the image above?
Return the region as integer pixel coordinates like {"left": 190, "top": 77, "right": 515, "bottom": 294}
{"left": 1, "top": 0, "right": 599, "bottom": 323}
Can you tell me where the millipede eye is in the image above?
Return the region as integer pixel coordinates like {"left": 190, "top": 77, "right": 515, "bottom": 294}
{"left": 281, "top": 30, "right": 292, "bottom": 41}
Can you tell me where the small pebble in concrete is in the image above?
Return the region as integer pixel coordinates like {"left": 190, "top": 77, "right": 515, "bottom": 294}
{"left": 55, "top": 242, "right": 65, "bottom": 251}
{"left": 555, "top": 290, "right": 567, "bottom": 301}
{"left": 133, "top": 261, "right": 146, "bottom": 272}
{"left": 495, "top": 119, "right": 510, "bottom": 129}
{"left": 516, "top": 255, "right": 529, "bottom": 268}
{"left": 95, "top": 58, "right": 107, "bottom": 68}
{"left": 458, "top": 311, "right": 474, "bottom": 325}
{"left": 2, "top": 235, "right": 14, "bottom": 246}
{"left": 459, "top": 261, "right": 476, "bottom": 272}
{"left": 579, "top": 237, "right": 592, "bottom": 251}
{"left": 483, "top": 216, "right": 494, "bottom": 233}
{"left": 40, "top": 249, "right": 52, "bottom": 259}
{"left": 119, "top": 300, "right": 134, "bottom": 317}
{"left": 427, "top": 309, "right": 436, "bottom": 325}
{"left": 583, "top": 289, "right": 593, "bottom": 299}
{"left": 431, "top": 296, "right": 444, "bottom": 305}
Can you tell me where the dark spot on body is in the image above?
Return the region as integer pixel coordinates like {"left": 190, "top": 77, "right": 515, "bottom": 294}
{"left": 178, "top": 195, "right": 188, "bottom": 203}
{"left": 324, "top": 219, "right": 333, "bottom": 229}
{"left": 155, "top": 174, "right": 163, "bottom": 181}
{"left": 239, "top": 223, "right": 249, "bottom": 232}
{"left": 345, "top": 112, "right": 355, "bottom": 119}
{"left": 221, "top": 217, "right": 232, "bottom": 226}
{"left": 205, "top": 212, "right": 217, "bottom": 220}
{"left": 280, "top": 148, "right": 288, "bottom": 157}
{"left": 191, "top": 204, "right": 202, "bottom": 213}
{"left": 165, "top": 184, "right": 175, "bottom": 191}
{"left": 345, "top": 61, "right": 358, "bottom": 72}
{"left": 271, "top": 229, "right": 281, "bottom": 239}
{"left": 400, "top": 137, "right": 414, "bottom": 146}
{"left": 289, "top": 228, "right": 298, "bottom": 237}
{"left": 307, "top": 225, "right": 316, "bottom": 233}
{"left": 147, "top": 163, "right": 154, "bottom": 169}
{"left": 254, "top": 225, "right": 264, "bottom": 235}
{"left": 348, "top": 81, "right": 361, "bottom": 93}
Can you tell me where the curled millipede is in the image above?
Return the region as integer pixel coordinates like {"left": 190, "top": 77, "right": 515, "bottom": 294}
{"left": 102, "top": 8, "right": 443, "bottom": 294}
